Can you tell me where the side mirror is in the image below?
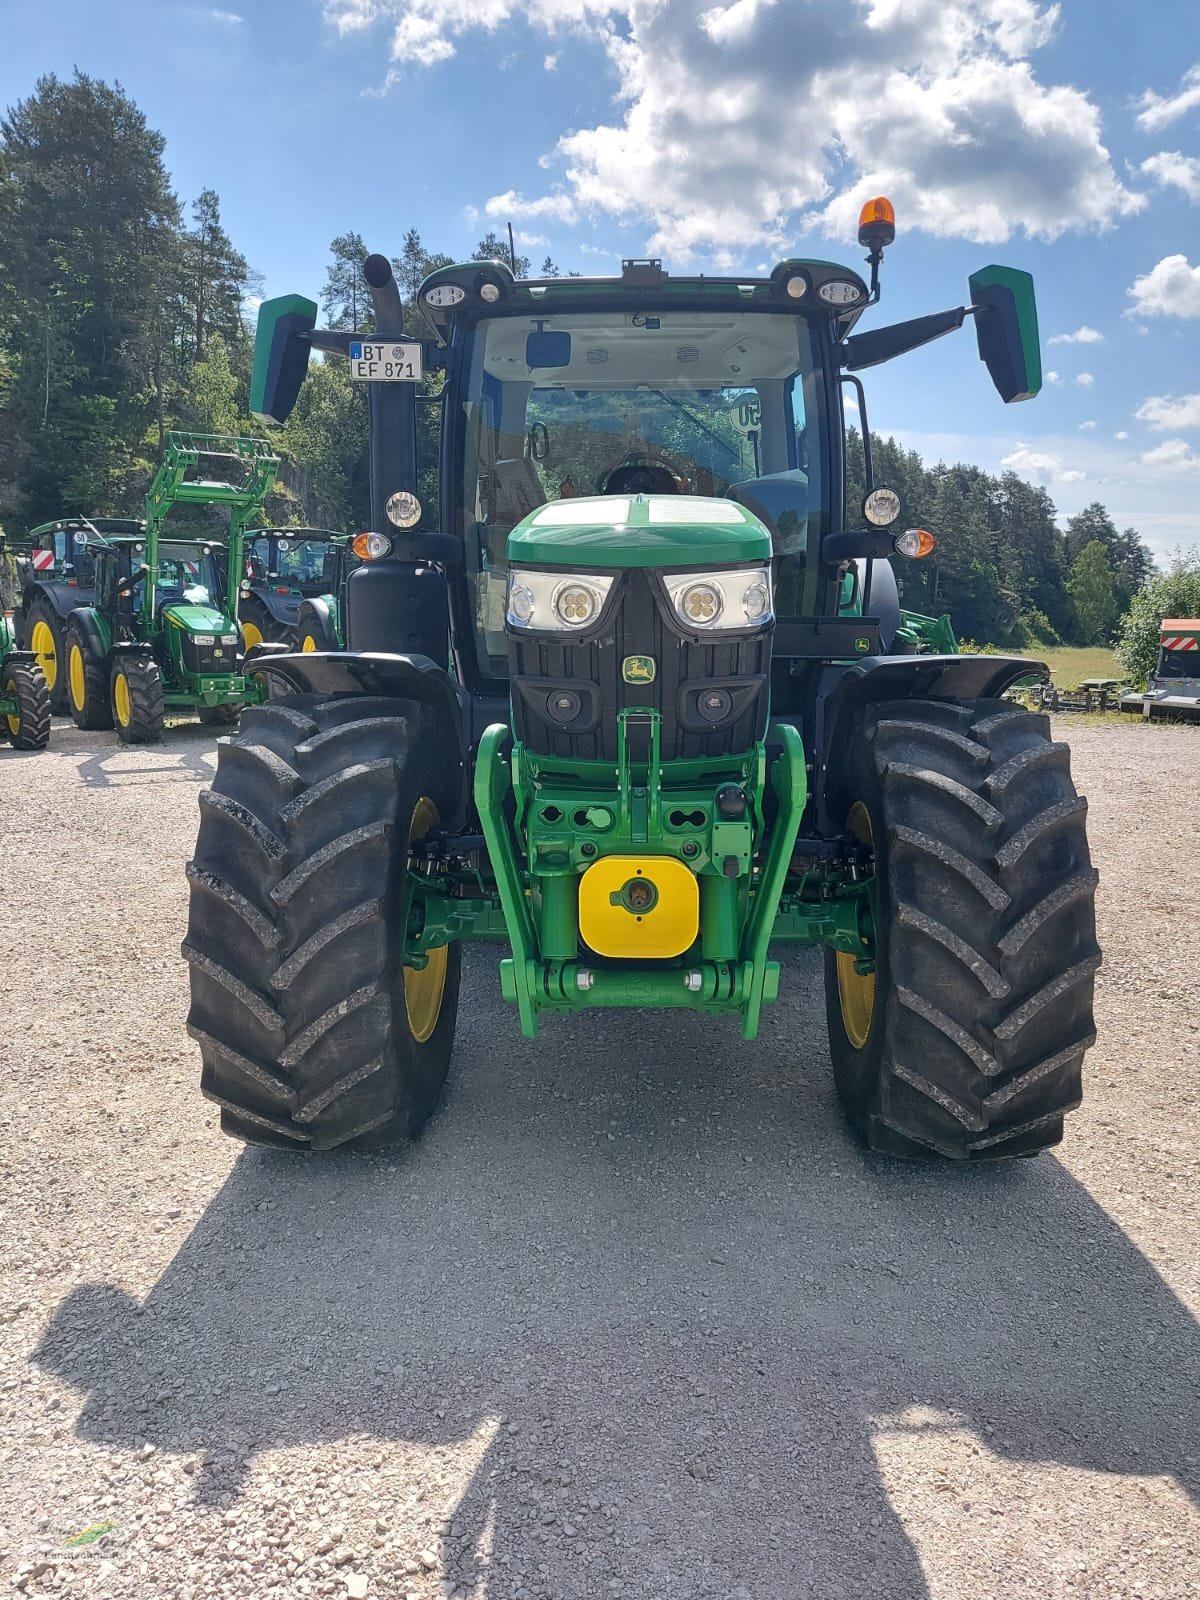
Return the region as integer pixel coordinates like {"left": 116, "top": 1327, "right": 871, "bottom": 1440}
{"left": 251, "top": 294, "right": 318, "bottom": 424}
{"left": 968, "top": 265, "right": 1041, "bottom": 404}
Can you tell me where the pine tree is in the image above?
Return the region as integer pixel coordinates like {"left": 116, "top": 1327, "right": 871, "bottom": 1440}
{"left": 474, "top": 230, "right": 530, "bottom": 278}
{"left": 1068, "top": 539, "right": 1119, "bottom": 644}
{"left": 181, "top": 189, "right": 248, "bottom": 361}
{"left": 323, "top": 232, "right": 371, "bottom": 331}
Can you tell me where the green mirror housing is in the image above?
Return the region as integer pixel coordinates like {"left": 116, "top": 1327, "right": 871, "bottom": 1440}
{"left": 250, "top": 294, "right": 318, "bottom": 424}
{"left": 968, "top": 265, "right": 1041, "bottom": 404}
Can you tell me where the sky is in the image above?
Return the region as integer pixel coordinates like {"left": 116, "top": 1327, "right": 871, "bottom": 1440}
{"left": 2, "top": 0, "right": 1199, "bottom": 557}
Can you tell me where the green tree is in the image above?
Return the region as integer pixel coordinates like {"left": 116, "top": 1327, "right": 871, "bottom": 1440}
{"left": 540, "top": 255, "right": 560, "bottom": 278}
{"left": 281, "top": 358, "right": 369, "bottom": 527}
{"left": 185, "top": 331, "right": 239, "bottom": 435}
{"left": 323, "top": 231, "right": 371, "bottom": 331}
{"left": 180, "top": 188, "right": 248, "bottom": 361}
{"left": 1068, "top": 539, "right": 1119, "bottom": 644}
{"left": 474, "top": 229, "right": 530, "bottom": 278}
{"left": 1116, "top": 549, "right": 1200, "bottom": 685}
{"left": 1065, "top": 502, "right": 1152, "bottom": 612}
{"left": 0, "top": 71, "right": 181, "bottom": 521}
{"left": 393, "top": 227, "right": 453, "bottom": 307}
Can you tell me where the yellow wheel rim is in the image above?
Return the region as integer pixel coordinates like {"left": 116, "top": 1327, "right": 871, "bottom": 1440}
{"left": 3, "top": 678, "right": 18, "bottom": 737}
{"left": 301, "top": 633, "right": 317, "bottom": 653}
{"left": 404, "top": 797, "right": 448, "bottom": 1043}
{"left": 113, "top": 671, "right": 132, "bottom": 728}
{"left": 836, "top": 801, "right": 877, "bottom": 1050}
{"left": 31, "top": 620, "right": 57, "bottom": 690}
{"left": 241, "top": 620, "right": 264, "bottom": 650}
{"left": 68, "top": 643, "right": 87, "bottom": 712}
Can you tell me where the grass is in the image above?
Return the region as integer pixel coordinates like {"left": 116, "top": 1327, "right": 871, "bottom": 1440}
{"left": 1008, "top": 645, "right": 1123, "bottom": 687}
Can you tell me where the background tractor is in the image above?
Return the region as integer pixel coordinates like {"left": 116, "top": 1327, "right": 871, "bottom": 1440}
{"left": 1119, "top": 620, "right": 1200, "bottom": 720}
{"left": 65, "top": 432, "right": 279, "bottom": 742}
{"left": 1, "top": 533, "right": 50, "bottom": 750}
{"left": 13, "top": 516, "right": 145, "bottom": 712}
{"left": 239, "top": 527, "right": 358, "bottom": 651}
{"left": 184, "top": 208, "right": 1100, "bottom": 1161}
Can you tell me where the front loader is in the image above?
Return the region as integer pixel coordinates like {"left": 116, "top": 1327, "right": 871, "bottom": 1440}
{"left": 65, "top": 433, "right": 280, "bottom": 742}
{"left": 184, "top": 202, "right": 1100, "bottom": 1160}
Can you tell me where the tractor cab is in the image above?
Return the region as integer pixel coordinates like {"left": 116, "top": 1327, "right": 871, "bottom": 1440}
{"left": 240, "top": 528, "right": 355, "bottom": 648}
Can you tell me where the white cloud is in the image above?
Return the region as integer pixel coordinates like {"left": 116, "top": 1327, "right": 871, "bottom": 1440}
{"left": 1141, "top": 438, "right": 1200, "bottom": 472}
{"left": 485, "top": 188, "right": 578, "bottom": 224}
{"left": 544, "top": 51, "right": 559, "bottom": 70}
{"left": 1140, "top": 151, "right": 1200, "bottom": 204}
{"left": 1074, "top": 372, "right": 1095, "bottom": 386}
{"left": 1136, "top": 63, "right": 1200, "bottom": 132}
{"left": 1127, "top": 254, "right": 1200, "bottom": 318}
{"left": 1079, "top": 420, "right": 1096, "bottom": 430}
{"left": 1001, "top": 443, "right": 1084, "bottom": 483}
{"left": 1114, "top": 430, "right": 1129, "bottom": 440}
{"left": 209, "top": 7, "right": 244, "bottom": 20}
{"left": 1048, "top": 325, "right": 1103, "bottom": 344}
{"left": 332, "top": 1, "right": 1143, "bottom": 259}
{"left": 514, "top": 230, "right": 549, "bottom": 247}
{"left": 1044, "top": 369, "right": 1061, "bottom": 384}
{"left": 1136, "top": 393, "right": 1200, "bottom": 431}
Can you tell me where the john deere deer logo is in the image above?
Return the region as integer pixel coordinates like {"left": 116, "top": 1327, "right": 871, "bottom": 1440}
{"left": 622, "top": 655, "right": 656, "bottom": 684}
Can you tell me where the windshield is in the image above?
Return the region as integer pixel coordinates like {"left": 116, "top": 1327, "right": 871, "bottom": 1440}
{"left": 155, "top": 542, "right": 224, "bottom": 608}
{"left": 247, "top": 535, "right": 341, "bottom": 587}
{"left": 1156, "top": 647, "right": 1200, "bottom": 680}
{"left": 455, "top": 308, "right": 826, "bottom": 678}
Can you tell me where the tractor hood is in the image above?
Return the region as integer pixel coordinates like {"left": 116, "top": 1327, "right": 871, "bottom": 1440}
{"left": 163, "top": 602, "right": 235, "bottom": 636}
{"left": 507, "top": 494, "right": 771, "bottom": 570}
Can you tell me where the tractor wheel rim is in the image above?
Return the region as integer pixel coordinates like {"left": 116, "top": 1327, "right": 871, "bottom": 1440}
{"left": 113, "top": 672, "right": 132, "bottom": 728}
{"left": 301, "top": 634, "right": 317, "bottom": 652}
{"left": 69, "top": 644, "right": 86, "bottom": 711}
{"left": 3, "top": 677, "right": 19, "bottom": 737}
{"left": 404, "top": 796, "right": 448, "bottom": 1044}
{"left": 31, "top": 621, "right": 57, "bottom": 689}
{"left": 836, "top": 801, "right": 877, "bottom": 1050}
{"left": 241, "top": 621, "right": 264, "bottom": 650}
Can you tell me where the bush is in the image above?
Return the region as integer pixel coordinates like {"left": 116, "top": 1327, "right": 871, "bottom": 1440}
{"left": 1115, "top": 551, "right": 1200, "bottom": 687}
{"left": 1020, "top": 608, "right": 1063, "bottom": 647}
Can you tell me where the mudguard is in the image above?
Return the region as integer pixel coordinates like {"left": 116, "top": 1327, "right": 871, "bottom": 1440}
{"left": 245, "top": 585, "right": 303, "bottom": 628}
{"left": 810, "top": 652, "right": 1048, "bottom": 832}
{"left": 28, "top": 581, "right": 94, "bottom": 622}
{"left": 67, "top": 607, "right": 113, "bottom": 660}
{"left": 248, "top": 649, "right": 469, "bottom": 825}
{"left": 297, "top": 596, "right": 339, "bottom": 647}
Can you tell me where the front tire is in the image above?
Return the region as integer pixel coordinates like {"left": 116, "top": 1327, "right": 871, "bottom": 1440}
{"left": 824, "top": 698, "right": 1099, "bottom": 1160}
{"left": 239, "top": 595, "right": 293, "bottom": 651}
{"left": 111, "top": 656, "right": 165, "bottom": 745}
{"left": 2, "top": 660, "right": 51, "bottom": 749}
{"left": 66, "top": 621, "right": 114, "bottom": 730}
{"left": 182, "top": 693, "right": 463, "bottom": 1151}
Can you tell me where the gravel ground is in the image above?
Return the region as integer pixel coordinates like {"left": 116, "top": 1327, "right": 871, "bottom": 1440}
{"left": 0, "top": 717, "right": 1197, "bottom": 1600}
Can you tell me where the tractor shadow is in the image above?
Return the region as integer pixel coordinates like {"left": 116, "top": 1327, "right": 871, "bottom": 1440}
{"left": 50, "top": 721, "right": 221, "bottom": 789}
{"left": 33, "top": 950, "right": 1200, "bottom": 1598}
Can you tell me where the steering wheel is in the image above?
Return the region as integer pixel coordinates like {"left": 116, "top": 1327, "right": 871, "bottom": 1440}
{"left": 598, "top": 450, "right": 687, "bottom": 496}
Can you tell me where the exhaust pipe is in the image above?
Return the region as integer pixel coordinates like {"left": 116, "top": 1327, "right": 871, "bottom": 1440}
{"left": 363, "top": 253, "right": 404, "bottom": 337}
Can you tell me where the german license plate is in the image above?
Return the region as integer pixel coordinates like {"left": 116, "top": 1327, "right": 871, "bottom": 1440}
{"left": 348, "top": 341, "right": 423, "bottom": 382}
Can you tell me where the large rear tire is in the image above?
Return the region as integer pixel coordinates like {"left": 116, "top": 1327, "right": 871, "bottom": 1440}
{"left": 25, "top": 598, "right": 67, "bottom": 713}
{"left": 239, "top": 595, "right": 294, "bottom": 651}
{"left": 182, "top": 693, "right": 463, "bottom": 1151}
{"left": 823, "top": 698, "right": 1100, "bottom": 1160}
{"left": 2, "top": 660, "right": 51, "bottom": 750}
{"left": 66, "top": 620, "right": 114, "bottom": 730}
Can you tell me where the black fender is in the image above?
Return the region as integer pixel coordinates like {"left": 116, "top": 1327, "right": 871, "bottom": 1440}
{"left": 810, "top": 652, "right": 1049, "bottom": 832}
{"left": 65, "top": 608, "right": 111, "bottom": 661}
{"left": 110, "top": 639, "right": 155, "bottom": 658}
{"left": 242, "top": 585, "right": 301, "bottom": 627}
{"left": 297, "top": 595, "right": 338, "bottom": 647}
{"left": 248, "top": 649, "right": 468, "bottom": 826}
{"left": 27, "top": 581, "right": 93, "bottom": 623}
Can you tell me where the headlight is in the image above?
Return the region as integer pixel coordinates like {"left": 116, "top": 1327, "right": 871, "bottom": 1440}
{"left": 193, "top": 634, "right": 216, "bottom": 645}
{"left": 222, "top": 633, "right": 239, "bottom": 645}
{"left": 385, "top": 491, "right": 422, "bottom": 529}
{"left": 351, "top": 531, "right": 393, "bottom": 560}
{"left": 506, "top": 569, "right": 615, "bottom": 631}
{"left": 664, "top": 568, "right": 773, "bottom": 631}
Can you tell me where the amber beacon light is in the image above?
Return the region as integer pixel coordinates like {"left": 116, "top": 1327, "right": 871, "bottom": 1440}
{"left": 858, "top": 196, "right": 896, "bottom": 251}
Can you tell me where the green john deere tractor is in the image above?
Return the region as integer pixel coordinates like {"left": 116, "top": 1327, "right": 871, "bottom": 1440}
{"left": 65, "top": 432, "right": 280, "bottom": 742}
{"left": 183, "top": 210, "right": 1100, "bottom": 1160}
{"left": 1, "top": 534, "right": 51, "bottom": 750}
{"left": 240, "top": 528, "right": 358, "bottom": 652}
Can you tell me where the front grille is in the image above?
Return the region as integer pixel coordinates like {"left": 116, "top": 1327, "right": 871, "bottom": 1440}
{"left": 180, "top": 635, "right": 235, "bottom": 675}
{"left": 508, "top": 569, "right": 770, "bottom": 761}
